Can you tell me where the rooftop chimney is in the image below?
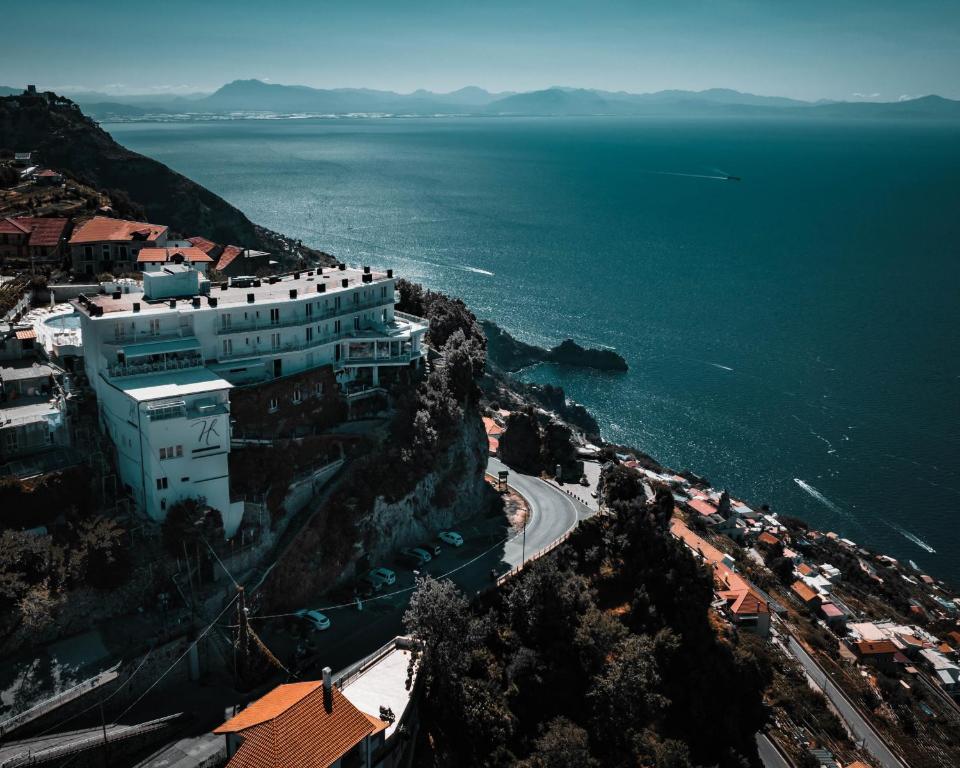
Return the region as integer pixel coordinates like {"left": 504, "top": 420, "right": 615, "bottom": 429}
{"left": 317, "top": 283, "right": 326, "bottom": 293}
{"left": 289, "top": 289, "right": 298, "bottom": 299}
{"left": 208, "top": 296, "right": 218, "bottom": 307}
{"left": 112, "top": 291, "right": 121, "bottom": 300}
{"left": 132, "top": 302, "right": 140, "bottom": 313}
{"left": 363, "top": 265, "right": 370, "bottom": 274}
{"left": 294, "top": 272, "right": 300, "bottom": 279}
{"left": 341, "top": 278, "right": 349, "bottom": 288}
{"left": 220, "top": 283, "right": 228, "bottom": 291}
{"left": 192, "top": 297, "right": 201, "bottom": 308}
{"left": 386, "top": 269, "right": 393, "bottom": 278}
{"left": 322, "top": 666, "right": 333, "bottom": 713}
{"left": 269, "top": 276, "right": 279, "bottom": 284}
{"left": 169, "top": 300, "right": 176, "bottom": 309}
{"left": 247, "top": 293, "right": 255, "bottom": 304}
{"left": 338, "top": 263, "right": 346, "bottom": 271}
{"left": 362, "top": 273, "right": 372, "bottom": 283}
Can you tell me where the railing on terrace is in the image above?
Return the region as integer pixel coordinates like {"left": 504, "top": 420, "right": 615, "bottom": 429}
{"left": 394, "top": 310, "right": 427, "bottom": 326}
{"left": 218, "top": 332, "right": 418, "bottom": 364}
{"left": 107, "top": 355, "right": 204, "bottom": 378}
{"left": 104, "top": 328, "right": 194, "bottom": 346}
{"left": 215, "top": 298, "right": 394, "bottom": 335}
{"left": 145, "top": 400, "right": 186, "bottom": 421}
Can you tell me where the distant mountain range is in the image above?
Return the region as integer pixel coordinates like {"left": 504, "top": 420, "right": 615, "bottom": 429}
{"left": 4, "top": 81, "right": 960, "bottom": 120}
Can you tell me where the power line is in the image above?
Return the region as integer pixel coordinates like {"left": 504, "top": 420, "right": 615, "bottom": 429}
{"left": 201, "top": 534, "right": 239, "bottom": 588}
{"left": 113, "top": 596, "right": 239, "bottom": 724}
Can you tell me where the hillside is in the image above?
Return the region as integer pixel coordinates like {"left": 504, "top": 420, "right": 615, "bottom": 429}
{"left": 0, "top": 91, "right": 320, "bottom": 256}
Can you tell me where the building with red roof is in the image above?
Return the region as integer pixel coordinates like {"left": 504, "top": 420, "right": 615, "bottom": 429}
{"left": 137, "top": 246, "right": 214, "bottom": 274}
{"left": 69, "top": 216, "right": 168, "bottom": 276}
{"left": 791, "top": 580, "right": 821, "bottom": 607}
{"left": 0, "top": 217, "right": 69, "bottom": 267}
{"left": 483, "top": 416, "right": 504, "bottom": 455}
{"left": 186, "top": 236, "right": 224, "bottom": 260}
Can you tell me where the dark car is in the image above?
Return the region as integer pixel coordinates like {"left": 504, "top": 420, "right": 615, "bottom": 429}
{"left": 418, "top": 541, "right": 442, "bottom": 557}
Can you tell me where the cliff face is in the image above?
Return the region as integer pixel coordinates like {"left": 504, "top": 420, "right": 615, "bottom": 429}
{"left": 357, "top": 408, "right": 490, "bottom": 563}
{"left": 481, "top": 320, "right": 628, "bottom": 373}
{"left": 1, "top": 93, "right": 265, "bottom": 250}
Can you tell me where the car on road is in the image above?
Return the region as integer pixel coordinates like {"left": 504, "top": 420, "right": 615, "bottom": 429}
{"left": 419, "top": 541, "right": 442, "bottom": 556}
{"left": 399, "top": 548, "right": 431, "bottom": 567}
{"left": 365, "top": 567, "right": 396, "bottom": 589}
{"left": 438, "top": 531, "right": 464, "bottom": 547}
{"left": 410, "top": 547, "right": 433, "bottom": 562}
{"left": 294, "top": 609, "right": 331, "bottom": 631}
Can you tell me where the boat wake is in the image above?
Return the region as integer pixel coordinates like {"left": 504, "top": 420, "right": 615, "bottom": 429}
{"left": 463, "top": 266, "right": 495, "bottom": 276}
{"left": 793, "top": 478, "right": 846, "bottom": 516}
{"left": 709, "top": 362, "right": 734, "bottom": 372}
{"left": 645, "top": 170, "right": 728, "bottom": 181}
{"left": 884, "top": 521, "right": 936, "bottom": 554}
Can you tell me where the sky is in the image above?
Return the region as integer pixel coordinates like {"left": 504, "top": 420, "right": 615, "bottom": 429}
{"left": 2, "top": 0, "right": 959, "bottom": 101}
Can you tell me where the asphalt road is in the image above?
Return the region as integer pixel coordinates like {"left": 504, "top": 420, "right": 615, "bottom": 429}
{"left": 784, "top": 629, "right": 907, "bottom": 768}
{"left": 755, "top": 733, "right": 791, "bottom": 768}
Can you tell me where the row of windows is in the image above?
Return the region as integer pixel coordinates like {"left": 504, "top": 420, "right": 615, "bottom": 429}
{"left": 267, "top": 382, "right": 325, "bottom": 413}
{"left": 221, "top": 316, "right": 368, "bottom": 356}
{"left": 220, "top": 287, "right": 389, "bottom": 327}
{"left": 159, "top": 445, "right": 183, "bottom": 460}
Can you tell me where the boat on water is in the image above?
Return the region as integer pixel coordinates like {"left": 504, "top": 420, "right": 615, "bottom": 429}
{"left": 726, "top": 175, "right": 742, "bottom": 181}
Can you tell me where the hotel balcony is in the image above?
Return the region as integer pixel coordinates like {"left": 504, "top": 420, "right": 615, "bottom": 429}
{"left": 215, "top": 298, "right": 395, "bottom": 335}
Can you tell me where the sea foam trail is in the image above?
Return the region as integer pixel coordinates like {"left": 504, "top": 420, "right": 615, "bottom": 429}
{"left": 885, "top": 522, "right": 936, "bottom": 554}
{"left": 463, "top": 266, "right": 495, "bottom": 276}
{"left": 645, "top": 170, "right": 728, "bottom": 181}
{"left": 793, "top": 478, "right": 847, "bottom": 517}
{"left": 709, "top": 362, "right": 734, "bottom": 371}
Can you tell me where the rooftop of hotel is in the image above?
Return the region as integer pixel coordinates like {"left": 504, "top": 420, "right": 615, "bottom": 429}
{"left": 72, "top": 266, "right": 393, "bottom": 318}
{"left": 115, "top": 367, "right": 232, "bottom": 402}
{"left": 338, "top": 642, "right": 417, "bottom": 741}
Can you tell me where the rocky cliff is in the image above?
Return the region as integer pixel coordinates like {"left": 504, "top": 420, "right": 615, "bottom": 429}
{"left": 357, "top": 408, "right": 490, "bottom": 564}
{"left": 482, "top": 320, "right": 628, "bottom": 373}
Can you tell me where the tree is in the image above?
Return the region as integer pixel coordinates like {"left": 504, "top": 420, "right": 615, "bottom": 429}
{"left": 520, "top": 717, "right": 598, "bottom": 768}
{"left": 161, "top": 498, "right": 222, "bottom": 555}
{"left": 499, "top": 408, "right": 542, "bottom": 472}
{"left": 403, "top": 575, "right": 473, "bottom": 685}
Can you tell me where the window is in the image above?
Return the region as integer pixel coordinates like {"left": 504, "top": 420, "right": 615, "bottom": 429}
{"left": 270, "top": 308, "right": 280, "bottom": 325}
{"left": 268, "top": 397, "right": 279, "bottom": 413}
{"left": 176, "top": 445, "right": 183, "bottom": 457}
{"left": 381, "top": 286, "right": 387, "bottom": 298}
{"left": 353, "top": 316, "right": 361, "bottom": 330}
{"left": 314, "top": 382, "right": 324, "bottom": 397}
{"left": 84, "top": 245, "right": 93, "bottom": 259}
{"left": 293, "top": 386, "right": 302, "bottom": 404}
{"left": 101, "top": 244, "right": 110, "bottom": 257}
{"left": 334, "top": 319, "right": 341, "bottom": 334}
{"left": 119, "top": 246, "right": 128, "bottom": 260}
{"left": 223, "top": 339, "right": 233, "bottom": 356}
{"left": 334, "top": 296, "right": 341, "bottom": 311}
{"left": 5, "top": 431, "right": 18, "bottom": 452}
{"left": 156, "top": 477, "right": 168, "bottom": 490}
{"left": 353, "top": 292, "right": 359, "bottom": 305}
{"left": 160, "top": 447, "right": 167, "bottom": 460}
{"left": 148, "top": 319, "right": 161, "bottom": 336}
{"left": 221, "top": 313, "right": 231, "bottom": 330}
{"left": 114, "top": 323, "right": 126, "bottom": 341}
{"left": 305, "top": 327, "right": 313, "bottom": 342}
{"left": 159, "top": 445, "right": 182, "bottom": 461}
{"left": 305, "top": 303, "right": 313, "bottom": 317}
{"left": 271, "top": 332, "right": 280, "bottom": 349}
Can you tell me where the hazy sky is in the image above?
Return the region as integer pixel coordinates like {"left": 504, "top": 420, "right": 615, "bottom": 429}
{"left": 3, "top": 0, "right": 959, "bottom": 100}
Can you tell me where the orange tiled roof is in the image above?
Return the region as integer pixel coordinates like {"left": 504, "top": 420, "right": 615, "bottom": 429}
{"left": 482, "top": 417, "right": 504, "bottom": 436}
{"left": 757, "top": 532, "right": 780, "bottom": 547}
{"left": 14, "top": 329, "right": 37, "bottom": 340}
{"left": 687, "top": 497, "right": 717, "bottom": 517}
{"left": 215, "top": 682, "right": 375, "bottom": 768}
{"left": 187, "top": 236, "right": 221, "bottom": 255}
{"left": 791, "top": 580, "right": 819, "bottom": 603}
{"left": 136, "top": 246, "right": 213, "bottom": 264}
{"left": 363, "top": 711, "right": 390, "bottom": 735}
{"left": 0, "top": 217, "right": 68, "bottom": 247}
{"left": 216, "top": 244, "right": 244, "bottom": 272}
{"left": 797, "top": 563, "right": 815, "bottom": 576}
{"left": 855, "top": 639, "right": 898, "bottom": 656}
{"left": 846, "top": 761, "right": 874, "bottom": 768}
{"left": 947, "top": 631, "right": 960, "bottom": 646}
{"left": 69, "top": 216, "right": 166, "bottom": 245}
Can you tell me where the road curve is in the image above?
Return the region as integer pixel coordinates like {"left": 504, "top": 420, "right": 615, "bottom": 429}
{"left": 487, "top": 457, "right": 591, "bottom": 570}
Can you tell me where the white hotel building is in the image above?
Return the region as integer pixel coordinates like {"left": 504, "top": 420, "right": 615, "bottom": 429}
{"left": 74, "top": 264, "right": 426, "bottom": 536}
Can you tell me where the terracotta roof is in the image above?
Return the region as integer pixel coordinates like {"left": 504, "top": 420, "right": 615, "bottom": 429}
{"left": 69, "top": 216, "right": 166, "bottom": 245}
{"left": 187, "top": 236, "right": 223, "bottom": 257}
{"left": 14, "top": 329, "right": 37, "bottom": 340}
{"left": 938, "top": 642, "right": 954, "bottom": 654}
{"left": 947, "top": 631, "right": 960, "bottom": 645}
{"left": 757, "top": 532, "right": 781, "bottom": 547}
{"left": 846, "top": 761, "right": 874, "bottom": 768}
{"left": 363, "top": 711, "right": 390, "bottom": 735}
{"left": 820, "top": 602, "right": 844, "bottom": 618}
{"left": 482, "top": 416, "right": 504, "bottom": 436}
{"left": 855, "top": 639, "right": 898, "bottom": 656}
{"left": 797, "top": 563, "right": 815, "bottom": 576}
{"left": 215, "top": 682, "right": 375, "bottom": 768}
{"left": 488, "top": 435, "right": 500, "bottom": 454}
{"left": 0, "top": 217, "right": 68, "bottom": 248}
{"left": 687, "top": 497, "right": 717, "bottom": 517}
{"left": 216, "top": 244, "right": 244, "bottom": 272}
{"left": 791, "top": 580, "right": 819, "bottom": 603}
{"left": 136, "top": 246, "right": 213, "bottom": 264}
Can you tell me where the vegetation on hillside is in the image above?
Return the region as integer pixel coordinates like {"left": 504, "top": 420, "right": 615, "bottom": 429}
{"left": 405, "top": 480, "right": 771, "bottom": 767}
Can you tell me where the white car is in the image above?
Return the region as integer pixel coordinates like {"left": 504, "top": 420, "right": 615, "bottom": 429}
{"left": 295, "top": 609, "right": 331, "bottom": 631}
{"left": 369, "top": 567, "right": 396, "bottom": 586}
{"left": 438, "top": 531, "right": 464, "bottom": 547}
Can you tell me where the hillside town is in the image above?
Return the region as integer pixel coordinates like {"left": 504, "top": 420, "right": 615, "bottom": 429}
{"left": 2, "top": 88, "right": 960, "bottom": 768}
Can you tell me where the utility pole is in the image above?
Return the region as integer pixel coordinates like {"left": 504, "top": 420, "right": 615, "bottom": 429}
{"left": 99, "top": 696, "right": 109, "bottom": 767}
{"left": 522, "top": 513, "right": 527, "bottom": 564}
{"left": 236, "top": 586, "right": 249, "bottom": 685}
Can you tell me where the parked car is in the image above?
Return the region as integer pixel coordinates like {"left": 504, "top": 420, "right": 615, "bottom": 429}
{"left": 419, "top": 541, "right": 442, "bottom": 557}
{"left": 438, "top": 531, "right": 464, "bottom": 547}
{"left": 400, "top": 548, "right": 431, "bottom": 566}
{"left": 294, "top": 609, "right": 331, "bottom": 631}
{"left": 410, "top": 547, "right": 433, "bottom": 562}
{"left": 367, "top": 567, "right": 396, "bottom": 587}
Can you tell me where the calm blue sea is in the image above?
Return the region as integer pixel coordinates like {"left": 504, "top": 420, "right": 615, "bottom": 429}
{"left": 106, "top": 116, "right": 960, "bottom": 584}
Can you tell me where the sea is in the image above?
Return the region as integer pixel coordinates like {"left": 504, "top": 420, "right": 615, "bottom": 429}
{"left": 105, "top": 116, "right": 960, "bottom": 585}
